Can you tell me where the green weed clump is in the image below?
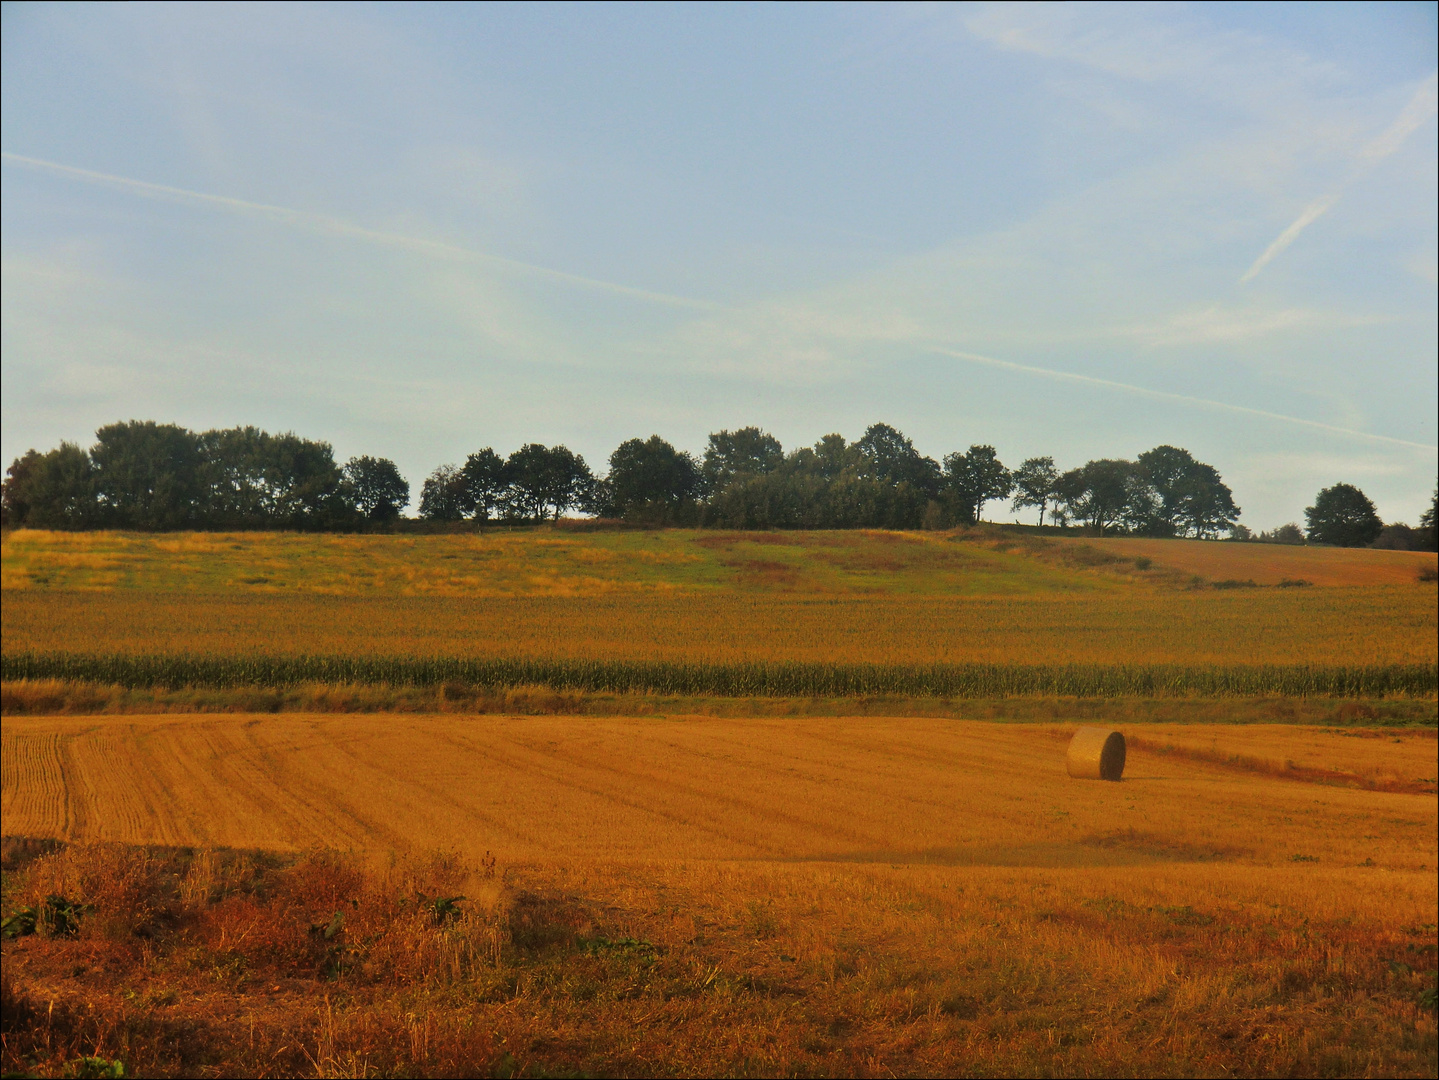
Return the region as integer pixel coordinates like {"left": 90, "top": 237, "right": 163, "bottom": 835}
{"left": 3, "top": 651, "right": 1435, "bottom": 699}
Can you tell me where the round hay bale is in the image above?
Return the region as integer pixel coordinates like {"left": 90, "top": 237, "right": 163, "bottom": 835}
{"left": 1066, "top": 727, "right": 1126, "bottom": 781}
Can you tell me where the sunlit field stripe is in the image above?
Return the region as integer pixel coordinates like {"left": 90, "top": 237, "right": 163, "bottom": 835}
{"left": 4, "top": 653, "right": 1434, "bottom": 698}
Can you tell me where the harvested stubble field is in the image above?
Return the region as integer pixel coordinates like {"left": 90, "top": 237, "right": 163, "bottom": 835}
{"left": 1, "top": 715, "right": 1436, "bottom": 1077}
{"left": 1, "top": 528, "right": 1436, "bottom": 1076}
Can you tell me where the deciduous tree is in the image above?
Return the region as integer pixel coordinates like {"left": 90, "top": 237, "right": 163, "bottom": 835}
{"left": 460, "top": 449, "right": 508, "bottom": 522}
{"left": 1010, "top": 456, "right": 1059, "bottom": 526}
{"left": 607, "top": 436, "right": 699, "bottom": 524}
{"left": 701, "top": 428, "right": 783, "bottom": 495}
{"left": 943, "top": 445, "right": 1012, "bottom": 524}
{"left": 418, "top": 464, "right": 470, "bottom": 522}
{"left": 1057, "top": 459, "right": 1144, "bottom": 535}
{"left": 1305, "top": 484, "right": 1382, "bottom": 547}
{"left": 342, "top": 456, "right": 410, "bottom": 521}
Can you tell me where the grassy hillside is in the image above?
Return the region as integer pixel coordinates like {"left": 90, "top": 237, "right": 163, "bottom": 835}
{"left": 2, "top": 528, "right": 1434, "bottom": 703}
{"left": 4, "top": 526, "right": 1435, "bottom": 596}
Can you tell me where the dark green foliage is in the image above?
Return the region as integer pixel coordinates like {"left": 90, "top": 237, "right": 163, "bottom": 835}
{"left": 1306, "top": 484, "right": 1383, "bottom": 547}
{"left": 460, "top": 448, "right": 508, "bottom": 521}
{"left": 701, "top": 432, "right": 934, "bottom": 530}
{"left": 607, "top": 436, "right": 700, "bottom": 524}
{"left": 428, "top": 896, "right": 465, "bottom": 924}
{"left": 942, "top": 445, "right": 1011, "bottom": 524}
{"left": 1414, "top": 484, "right": 1437, "bottom": 552}
{"left": 1055, "top": 459, "right": 1144, "bottom": 534}
{"left": 2, "top": 419, "right": 1262, "bottom": 537}
{"left": 4, "top": 652, "right": 1432, "bottom": 699}
{"left": 197, "top": 427, "right": 346, "bottom": 527}
{"left": 4, "top": 423, "right": 354, "bottom": 531}
{"left": 91, "top": 421, "right": 205, "bottom": 530}
{"left": 418, "top": 464, "right": 470, "bottom": 521}
{"left": 701, "top": 427, "right": 784, "bottom": 495}
{"left": 1, "top": 444, "right": 95, "bottom": 528}
{"left": 505, "top": 444, "right": 593, "bottom": 521}
{"left": 1135, "top": 445, "right": 1239, "bottom": 539}
{"left": 67, "top": 1055, "right": 126, "bottom": 1079}
{"left": 1010, "top": 456, "right": 1058, "bottom": 526}
{"left": 342, "top": 456, "right": 409, "bottom": 521}
{"left": 856, "top": 423, "right": 939, "bottom": 493}
{"left": 1254, "top": 524, "right": 1306, "bottom": 545}
{"left": 1, "top": 895, "right": 90, "bottom": 939}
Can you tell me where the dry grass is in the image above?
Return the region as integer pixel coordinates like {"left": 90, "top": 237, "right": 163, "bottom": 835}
{"left": 1, "top": 725, "right": 1435, "bottom": 1079}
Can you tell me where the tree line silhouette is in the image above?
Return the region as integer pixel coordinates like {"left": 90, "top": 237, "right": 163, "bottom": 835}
{"left": 2, "top": 419, "right": 1433, "bottom": 548}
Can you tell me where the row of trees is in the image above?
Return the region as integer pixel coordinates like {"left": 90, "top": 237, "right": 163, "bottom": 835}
{"left": 0, "top": 421, "right": 409, "bottom": 530}
{"left": 411, "top": 425, "right": 1243, "bottom": 537}
{"left": 4, "top": 420, "right": 1432, "bottom": 548}
{"left": 412, "top": 425, "right": 1242, "bottom": 537}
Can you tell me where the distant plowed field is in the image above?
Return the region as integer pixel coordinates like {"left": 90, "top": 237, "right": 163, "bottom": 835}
{"left": 4, "top": 715, "right": 1434, "bottom": 866}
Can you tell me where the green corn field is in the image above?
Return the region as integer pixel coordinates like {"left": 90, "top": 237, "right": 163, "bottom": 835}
{"left": 4, "top": 652, "right": 1433, "bottom": 699}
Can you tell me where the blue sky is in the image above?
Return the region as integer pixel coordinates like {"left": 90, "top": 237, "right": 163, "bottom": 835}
{"left": 2, "top": 1, "right": 1435, "bottom": 527}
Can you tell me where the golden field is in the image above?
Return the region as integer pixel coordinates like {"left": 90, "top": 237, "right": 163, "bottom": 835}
{"left": 2, "top": 528, "right": 1436, "bottom": 669}
{"left": 1084, "top": 535, "right": 1437, "bottom": 587}
{"left": 4, "top": 714, "right": 1435, "bottom": 861}
{"left": 1, "top": 715, "right": 1435, "bottom": 1077}
{"left": 2, "top": 528, "right": 1435, "bottom": 1076}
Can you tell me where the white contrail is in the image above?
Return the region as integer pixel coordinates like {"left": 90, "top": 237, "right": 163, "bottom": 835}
{"left": 0, "top": 151, "right": 723, "bottom": 311}
{"left": 1238, "top": 194, "right": 1336, "bottom": 284}
{"left": 1361, "top": 71, "right": 1439, "bottom": 160}
{"left": 927, "top": 344, "right": 1437, "bottom": 452}
{"left": 1240, "top": 72, "right": 1437, "bottom": 284}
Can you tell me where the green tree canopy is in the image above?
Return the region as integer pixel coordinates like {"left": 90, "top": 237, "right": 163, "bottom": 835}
{"left": 91, "top": 420, "right": 204, "bottom": 529}
{"left": 506, "top": 444, "right": 593, "bottom": 521}
{"left": 855, "top": 423, "right": 939, "bottom": 494}
{"left": 342, "top": 456, "right": 410, "bottom": 521}
{"left": 943, "top": 445, "right": 1012, "bottom": 525}
{"left": 418, "top": 464, "right": 470, "bottom": 522}
{"left": 1057, "top": 459, "right": 1147, "bottom": 535}
{"left": 1136, "top": 445, "right": 1239, "bottom": 538}
{"left": 1010, "top": 456, "right": 1059, "bottom": 526}
{"left": 2, "top": 444, "right": 96, "bottom": 528}
{"left": 460, "top": 449, "right": 508, "bottom": 521}
{"left": 701, "top": 427, "right": 783, "bottom": 494}
{"left": 607, "top": 436, "right": 699, "bottom": 524}
{"left": 1305, "top": 484, "right": 1382, "bottom": 547}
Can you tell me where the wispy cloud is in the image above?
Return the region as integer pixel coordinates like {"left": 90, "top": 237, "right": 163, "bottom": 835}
{"left": 1361, "top": 71, "right": 1439, "bottom": 160}
{"left": 0, "top": 152, "right": 722, "bottom": 312}
{"left": 924, "top": 345, "right": 1436, "bottom": 452}
{"left": 1240, "top": 72, "right": 1437, "bottom": 283}
{"left": 1119, "top": 304, "right": 1385, "bottom": 347}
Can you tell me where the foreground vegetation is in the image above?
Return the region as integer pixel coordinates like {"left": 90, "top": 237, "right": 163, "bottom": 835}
{"left": 2, "top": 713, "right": 1435, "bottom": 1078}
{"left": 2, "top": 844, "right": 1434, "bottom": 1080}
